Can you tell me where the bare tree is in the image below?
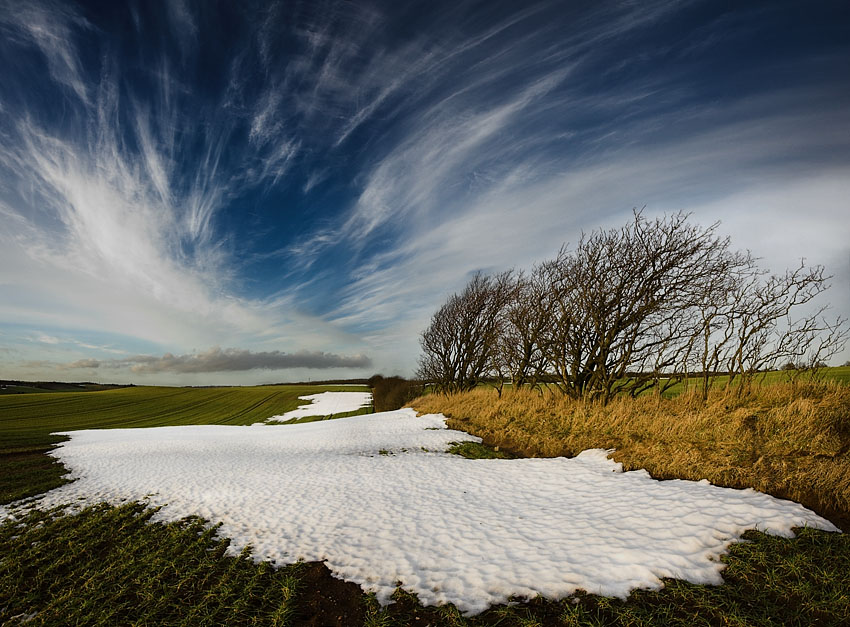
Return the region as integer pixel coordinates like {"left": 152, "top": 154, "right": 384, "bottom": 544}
{"left": 540, "top": 210, "right": 733, "bottom": 403}
{"left": 801, "top": 319, "right": 849, "bottom": 379}
{"left": 496, "top": 266, "right": 552, "bottom": 390}
{"left": 725, "top": 261, "right": 848, "bottom": 390}
{"left": 680, "top": 249, "right": 756, "bottom": 399}
{"left": 418, "top": 211, "right": 847, "bottom": 401}
{"left": 417, "top": 271, "right": 515, "bottom": 393}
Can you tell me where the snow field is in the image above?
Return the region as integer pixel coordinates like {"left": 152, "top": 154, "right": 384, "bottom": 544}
{"left": 2, "top": 405, "right": 839, "bottom": 615}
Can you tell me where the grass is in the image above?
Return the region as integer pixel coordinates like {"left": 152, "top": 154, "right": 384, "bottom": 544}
{"left": 275, "top": 407, "right": 373, "bottom": 425}
{"left": 0, "top": 384, "right": 368, "bottom": 504}
{"left": 0, "top": 381, "right": 129, "bottom": 395}
{"left": 446, "top": 441, "right": 514, "bottom": 459}
{"left": 4, "top": 380, "right": 850, "bottom": 624}
{"left": 0, "top": 384, "right": 74, "bottom": 395}
{"left": 2, "top": 505, "right": 848, "bottom": 626}
{"left": 410, "top": 381, "right": 850, "bottom": 525}
{"left": 470, "top": 366, "right": 850, "bottom": 399}
{"left": 0, "top": 503, "right": 304, "bottom": 626}
{"left": 653, "top": 365, "right": 850, "bottom": 398}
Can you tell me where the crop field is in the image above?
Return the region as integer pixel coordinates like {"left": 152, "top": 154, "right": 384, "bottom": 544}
{"left": 654, "top": 366, "right": 850, "bottom": 398}
{"left": 0, "top": 384, "right": 370, "bottom": 504}
{"left": 473, "top": 366, "right": 850, "bottom": 399}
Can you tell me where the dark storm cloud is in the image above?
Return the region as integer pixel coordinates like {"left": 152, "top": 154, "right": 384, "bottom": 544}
{"left": 57, "top": 347, "right": 371, "bottom": 373}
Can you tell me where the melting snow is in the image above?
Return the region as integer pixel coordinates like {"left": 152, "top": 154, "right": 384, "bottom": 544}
{"left": 264, "top": 391, "right": 372, "bottom": 423}
{"left": 1, "top": 408, "right": 838, "bottom": 615}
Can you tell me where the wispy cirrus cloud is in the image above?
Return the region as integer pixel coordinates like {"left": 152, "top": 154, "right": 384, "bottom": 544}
{"left": 279, "top": 0, "right": 698, "bottom": 270}
{"left": 323, "top": 79, "right": 850, "bottom": 371}
{"left": 1, "top": 0, "right": 848, "bottom": 382}
{"left": 0, "top": 0, "right": 91, "bottom": 104}
{"left": 0, "top": 1, "right": 374, "bottom": 384}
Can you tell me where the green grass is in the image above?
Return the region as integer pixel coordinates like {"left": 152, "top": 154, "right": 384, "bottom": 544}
{"left": 0, "top": 384, "right": 368, "bottom": 504}
{"left": 470, "top": 366, "right": 850, "bottom": 398}
{"left": 275, "top": 406, "right": 373, "bottom": 425}
{"left": 2, "top": 504, "right": 847, "bottom": 626}
{"left": 0, "top": 385, "right": 60, "bottom": 395}
{"left": 446, "top": 441, "right": 514, "bottom": 459}
{"left": 0, "top": 503, "right": 303, "bottom": 626}
{"left": 0, "top": 382, "right": 128, "bottom": 395}
{"left": 653, "top": 366, "right": 850, "bottom": 398}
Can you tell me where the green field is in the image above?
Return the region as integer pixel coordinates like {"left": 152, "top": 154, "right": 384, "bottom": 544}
{"left": 0, "top": 384, "right": 369, "bottom": 504}
{"left": 473, "top": 366, "right": 850, "bottom": 398}
{"left": 2, "top": 502, "right": 847, "bottom": 626}
{"left": 655, "top": 365, "right": 850, "bottom": 398}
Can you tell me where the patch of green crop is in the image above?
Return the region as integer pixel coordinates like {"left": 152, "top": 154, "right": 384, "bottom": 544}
{"left": 0, "top": 385, "right": 54, "bottom": 395}
{"left": 274, "top": 407, "right": 372, "bottom": 425}
{"left": 0, "top": 503, "right": 302, "bottom": 626}
{"left": 652, "top": 366, "right": 850, "bottom": 399}
{"left": 447, "top": 441, "right": 514, "bottom": 459}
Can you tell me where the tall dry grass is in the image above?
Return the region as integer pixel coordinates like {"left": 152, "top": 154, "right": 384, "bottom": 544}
{"left": 409, "top": 382, "right": 850, "bottom": 527}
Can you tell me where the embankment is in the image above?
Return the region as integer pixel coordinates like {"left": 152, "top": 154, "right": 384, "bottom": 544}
{"left": 410, "top": 382, "right": 850, "bottom": 529}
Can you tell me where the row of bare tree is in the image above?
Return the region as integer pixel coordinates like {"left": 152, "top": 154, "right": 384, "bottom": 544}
{"left": 417, "top": 211, "right": 847, "bottom": 402}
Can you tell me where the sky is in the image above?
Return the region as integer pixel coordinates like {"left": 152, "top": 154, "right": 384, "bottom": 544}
{"left": 1, "top": 0, "right": 848, "bottom": 385}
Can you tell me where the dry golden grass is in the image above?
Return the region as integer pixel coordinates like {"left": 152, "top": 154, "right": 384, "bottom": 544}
{"left": 410, "top": 382, "right": 850, "bottom": 527}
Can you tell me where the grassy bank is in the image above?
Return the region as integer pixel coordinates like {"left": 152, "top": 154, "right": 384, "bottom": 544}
{"left": 410, "top": 381, "right": 850, "bottom": 528}
{"left": 0, "top": 384, "right": 368, "bottom": 504}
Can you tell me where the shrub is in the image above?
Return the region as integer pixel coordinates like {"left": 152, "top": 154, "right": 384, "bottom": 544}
{"left": 369, "top": 375, "right": 423, "bottom": 412}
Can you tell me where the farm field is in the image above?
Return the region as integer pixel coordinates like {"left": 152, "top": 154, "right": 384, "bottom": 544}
{"left": 472, "top": 366, "right": 850, "bottom": 398}
{"left": 654, "top": 366, "right": 850, "bottom": 398}
{"left": 0, "top": 384, "right": 370, "bottom": 504}
{"left": 2, "top": 384, "right": 849, "bottom": 625}
{"left": 0, "top": 381, "right": 130, "bottom": 394}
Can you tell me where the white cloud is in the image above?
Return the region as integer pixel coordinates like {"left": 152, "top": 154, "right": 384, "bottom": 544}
{"left": 325, "top": 89, "right": 850, "bottom": 370}
{"left": 0, "top": 9, "right": 368, "bottom": 373}
{"left": 1, "top": 0, "right": 848, "bottom": 381}
{"left": 0, "top": 0, "right": 91, "bottom": 104}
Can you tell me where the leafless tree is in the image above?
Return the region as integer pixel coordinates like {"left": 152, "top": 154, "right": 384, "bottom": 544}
{"left": 417, "top": 271, "right": 516, "bottom": 393}
{"left": 418, "top": 211, "right": 847, "bottom": 401}
{"left": 540, "top": 210, "right": 734, "bottom": 403}
{"left": 679, "top": 249, "right": 756, "bottom": 398}
{"left": 496, "top": 266, "right": 553, "bottom": 390}
{"left": 724, "top": 261, "right": 848, "bottom": 390}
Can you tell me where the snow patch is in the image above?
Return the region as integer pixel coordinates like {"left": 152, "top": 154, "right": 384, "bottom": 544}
{"left": 1, "top": 409, "right": 838, "bottom": 615}
{"left": 264, "top": 391, "right": 372, "bottom": 423}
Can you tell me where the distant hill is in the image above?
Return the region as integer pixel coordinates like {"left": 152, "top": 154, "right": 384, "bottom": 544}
{"left": 264, "top": 378, "right": 372, "bottom": 386}
{"left": 0, "top": 380, "right": 134, "bottom": 394}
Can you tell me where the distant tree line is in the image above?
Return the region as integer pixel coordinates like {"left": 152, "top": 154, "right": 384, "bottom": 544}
{"left": 417, "top": 210, "right": 848, "bottom": 402}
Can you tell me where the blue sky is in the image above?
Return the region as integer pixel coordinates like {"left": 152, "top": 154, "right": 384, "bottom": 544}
{"left": 1, "top": 0, "right": 848, "bottom": 385}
